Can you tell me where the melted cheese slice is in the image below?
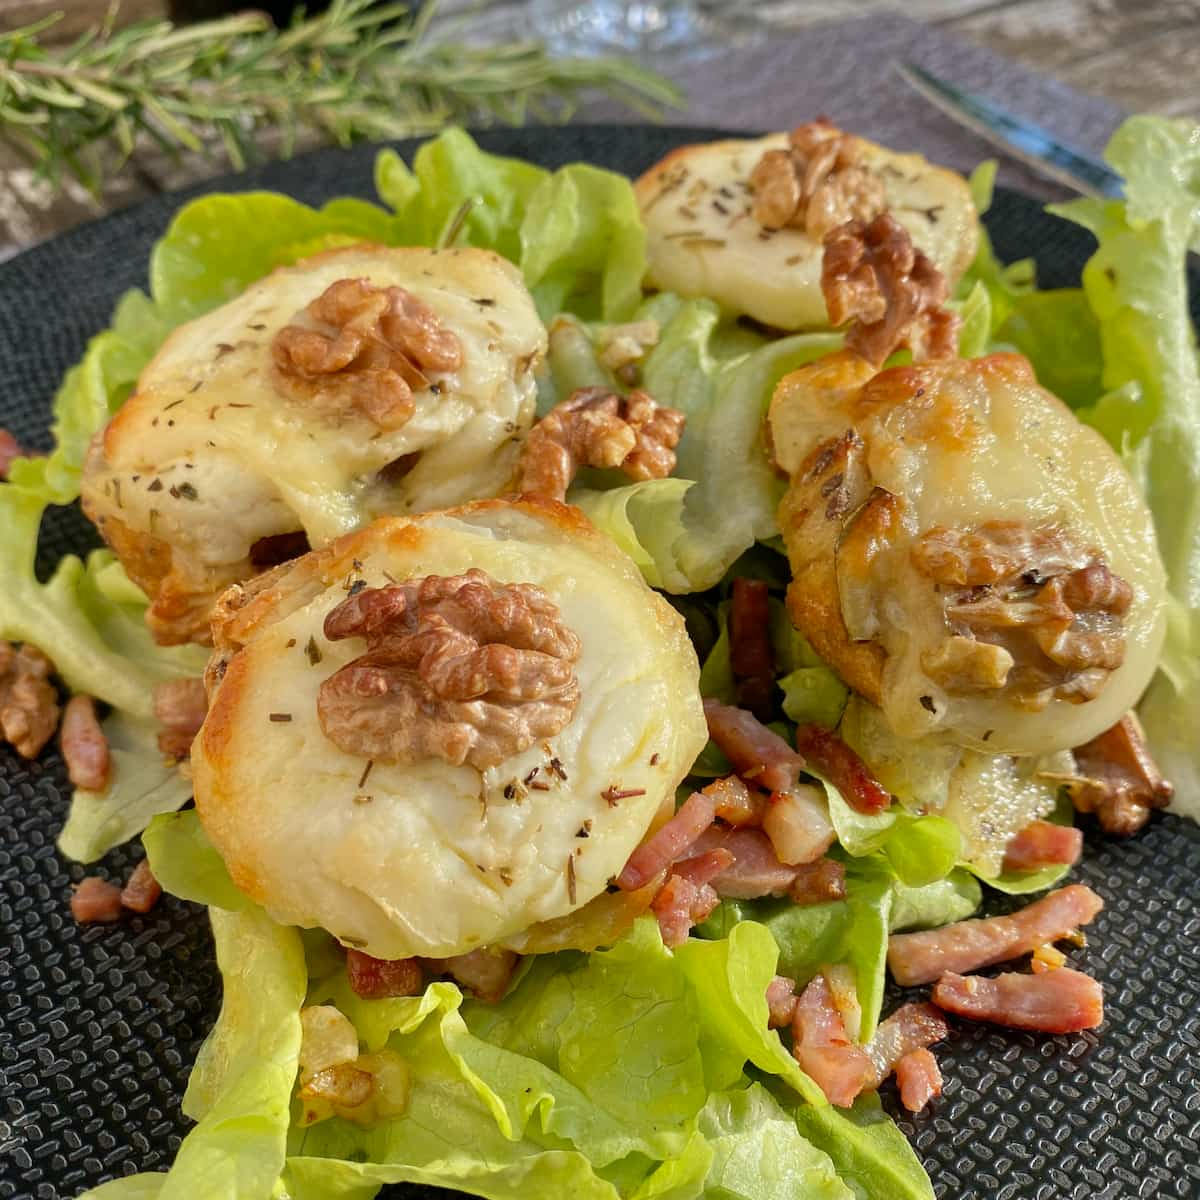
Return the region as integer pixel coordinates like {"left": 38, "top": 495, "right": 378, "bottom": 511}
{"left": 191, "top": 499, "right": 707, "bottom": 960}
{"left": 769, "top": 352, "right": 1167, "bottom": 755}
{"left": 82, "top": 245, "right": 546, "bottom": 616}
{"left": 635, "top": 133, "right": 978, "bottom": 331}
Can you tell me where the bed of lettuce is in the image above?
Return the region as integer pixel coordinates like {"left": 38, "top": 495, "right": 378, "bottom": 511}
{"left": 0, "top": 115, "right": 1196, "bottom": 1199}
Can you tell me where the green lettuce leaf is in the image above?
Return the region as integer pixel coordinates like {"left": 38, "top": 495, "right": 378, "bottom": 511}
{"left": 695, "top": 1085, "right": 852, "bottom": 1200}
{"left": 1051, "top": 115, "right": 1200, "bottom": 813}
{"left": 573, "top": 298, "right": 841, "bottom": 592}
{"left": 144, "top": 809, "right": 250, "bottom": 912}
{"left": 82, "top": 907, "right": 305, "bottom": 1200}
{"left": 377, "top": 128, "right": 645, "bottom": 322}
{"left": 996, "top": 288, "right": 1103, "bottom": 408}
{"left": 0, "top": 497, "right": 204, "bottom": 718}
{"left": 698, "top": 853, "right": 978, "bottom": 1043}
{"left": 791, "top": 1092, "right": 934, "bottom": 1200}
{"left": 57, "top": 714, "right": 192, "bottom": 863}
{"left": 956, "top": 161, "right": 1035, "bottom": 338}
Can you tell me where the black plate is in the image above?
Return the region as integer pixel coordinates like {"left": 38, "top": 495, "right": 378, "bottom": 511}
{"left": 1, "top": 126, "right": 1198, "bottom": 1200}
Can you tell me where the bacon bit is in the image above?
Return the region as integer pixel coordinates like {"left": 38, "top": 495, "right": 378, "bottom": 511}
{"left": 862, "top": 1002, "right": 948, "bottom": 1090}
{"left": 1002, "top": 820, "right": 1083, "bottom": 873}
{"left": 703, "top": 774, "right": 767, "bottom": 827}
{"left": 432, "top": 947, "right": 518, "bottom": 1003}
{"left": 1031, "top": 943, "right": 1067, "bottom": 974}
{"left": 651, "top": 848, "right": 733, "bottom": 948}
{"left": 793, "top": 724, "right": 889, "bottom": 814}
{"left": 895, "top": 1048, "right": 943, "bottom": 1113}
{"left": 887, "top": 884, "right": 1104, "bottom": 987}
{"left": 71, "top": 876, "right": 123, "bottom": 924}
{"left": 690, "top": 825, "right": 799, "bottom": 899}
{"left": 766, "top": 975, "right": 799, "bottom": 1028}
{"left": 791, "top": 974, "right": 872, "bottom": 1107}
{"left": 933, "top": 967, "right": 1103, "bottom": 1033}
{"left": 1068, "top": 713, "right": 1173, "bottom": 836}
{"left": 0, "top": 428, "right": 24, "bottom": 478}
{"left": 703, "top": 699, "right": 804, "bottom": 793}
{"left": 153, "top": 677, "right": 208, "bottom": 759}
{"left": 120, "top": 859, "right": 162, "bottom": 914}
{"left": 790, "top": 858, "right": 847, "bottom": 905}
{"left": 730, "top": 578, "right": 776, "bottom": 721}
{"left": 762, "top": 784, "right": 836, "bottom": 865}
{"left": 618, "top": 790, "right": 716, "bottom": 891}
{"left": 346, "top": 950, "right": 423, "bottom": 999}
{"left": 60, "top": 695, "right": 110, "bottom": 791}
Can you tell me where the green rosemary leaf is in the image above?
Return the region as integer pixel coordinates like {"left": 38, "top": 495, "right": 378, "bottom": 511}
{"left": 0, "top": 0, "right": 683, "bottom": 196}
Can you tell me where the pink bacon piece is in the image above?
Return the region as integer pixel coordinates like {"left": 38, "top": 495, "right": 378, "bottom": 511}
{"left": 933, "top": 968, "right": 1103, "bottom": 1033}
{"left": 895, "top": 1048, "right": 943, "bottom": 1113}
{"left": 0, "top": 429, "right": 23, "bottom": 479}
{"left": 1002, "top": 820, "right": 1083, "bottom": 873}
{"left": 791, "top": 973, "right": 872, "bottom": 1107}
{"left": 793, "top": 723, "right": 890, "bottom": 814}
{"left": 789, "top": 858, "right": 846, "bottom": 905}
{"left": 120, "top": 860, "right": 162, "bottom": 914}
{"left": 729, "top": 578, "right": 776, "bottom": 721}
{"left": 766, "top": 975, "right": 799, "bottom": 1028}
{"left": 434, "top": 948, "right": 518, "bottom": 1003}
{"left": 887, "top": 884, "right": 1104, "bottom": 987}
{"left": 862, "top": 1002, "right": 949, "bottom": 1089}
{"left": 346, "top": 949, "right": 423, "bottom": 999}
{"left": 651, "top": 848, "right": 733, "bottom": 947}
{"left": 71, "top": 876, "right": 123, "bottom": 924}
{"left": 703, "top": 699, "right": 804, "bottom": 793}
{"left": 60, "top": 695, "right": 110, "bottom": 791}
{"left": 690, "top": 826, "right": 799, "bottom": 898}
{"left": 706, "top": 774, "right": 767, "bottom": 827}
{"left": 617, "top": 788, "right": 716, "bottom": 891}
{"left": 153, "top": 677, "right": 209, "bottom": 760}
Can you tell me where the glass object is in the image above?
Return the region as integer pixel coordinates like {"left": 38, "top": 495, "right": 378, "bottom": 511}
{"left": 531, "top": 1, "right": 760, "bottom": 61}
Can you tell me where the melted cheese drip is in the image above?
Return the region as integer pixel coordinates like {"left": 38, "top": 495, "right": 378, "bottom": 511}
{"left": 191, "top": 502, "right": 708, "bottom": 960}
{"left": 634, "top": 133, "right": 978, "bottom": 331}
{"left": 83, "top": 245, "right": 546, "bottom": 576}
{"left": 770, "top": 353, "right": 1168, "bottom": 755}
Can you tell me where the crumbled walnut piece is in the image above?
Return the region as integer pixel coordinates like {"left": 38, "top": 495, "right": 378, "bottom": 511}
{"left": 1067, "top": 713, "right": 1173, "bottom": 836}
{"left": 318, "top": 569, "right": 582, "bottom": 770}
{"left": 912, "top": 520, "right": 1133, "bottom": 708}
{"left": 921, "top": 636, "right": 1014, "bottom": 692}
{"left": 822, "top": 212, "right": 959, "bottom": 366}
{"left": 514, "top": 386, "right": 685, "bottom": 502}
{"left": 0, "top": 641, "right": 60, "bottom": 759}
{"left": 513, "top": 388, "right": 686, "bottom": 501}
{"left": 272, "top": 277, "right": 462, "bottom": 430}
{"left": 913, "top": 520, "right": 1086, "bottom": 589}
{"left": 596, "top": 319, "right": 660, "bottom": 372}
{"left": 748, "top": 120, "right": 886, "bottom": 239}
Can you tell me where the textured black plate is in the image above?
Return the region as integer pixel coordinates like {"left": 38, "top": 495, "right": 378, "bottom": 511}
{"left": 1, "top": 126, "right": 1198, "bottom": 1200}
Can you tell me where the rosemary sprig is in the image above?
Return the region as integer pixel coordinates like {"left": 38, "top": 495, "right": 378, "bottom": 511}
{"left": 0, "top": 0, "right": 683, "bottom": 192}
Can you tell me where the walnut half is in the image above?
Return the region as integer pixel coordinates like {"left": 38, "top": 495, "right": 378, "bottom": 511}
{"left": 822, "top": 212, "right": 960, "bottom": 367}
{"left": 0, "top": 641, "right": 60, "bottom": 759}
{"left": 514, "top": 386, "right": 685, "bottom": 502}
{"left": 273, "top": 277, "right": 463, "bottom": 430}
{"left": 749, "top": 120, "right": 886, "bottom": 240}
{"left": 913, "top": 520, "right": 1134, "bottom": 710}
{"left": 317, "top": 569, "right": 582, "bottom": 770}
